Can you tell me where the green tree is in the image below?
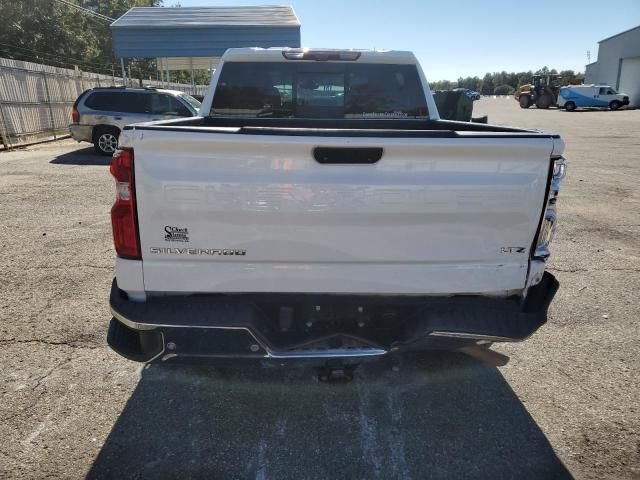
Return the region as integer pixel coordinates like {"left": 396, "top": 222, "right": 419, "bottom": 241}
{"left": 0, "top": 0, "right": 210, "bottom": 85}
{"left": 494, "top": 84, "right": 515, "bottom": 95}
{"left": 457, "top": 76, "right": 482, "bottom": 92}
{"left": 0, "top": 0, "right": 161, "bottom": 76}
{"left": 559, "top": 70, "right": 585, "bottom": 85}
{"left": 432, "top": 66, "right": 583, "bottom": 94}
{"left": 480, "top": 73, "right": 494, "bottom": 95}
{"left": 430, "top": 79, "right": 456, "bottom": 91}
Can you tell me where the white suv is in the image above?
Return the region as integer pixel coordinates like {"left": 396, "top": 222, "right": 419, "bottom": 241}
{"left": 69, "top": 87, "right": 201, "bottom": 155}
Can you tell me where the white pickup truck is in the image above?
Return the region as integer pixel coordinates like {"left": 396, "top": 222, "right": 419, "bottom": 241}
{"left": 107, "top": 48, "right": 566, "bottom": 368}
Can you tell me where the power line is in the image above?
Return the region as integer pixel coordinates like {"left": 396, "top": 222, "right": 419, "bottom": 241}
{"left": 52, "top": 0, "right": 115, "bottom": 23}
{"left": 0, "top": 41, "right": 160, "bottom": 78}
{"left": 0, "top": 51, "right": 112, "bottom": 76}
{"left": 58, "top": 0, "right": 115, "bottom": 22}
{"left": 49, "top": 1, "right": 115, "bottom": 29}
{"left": 0, "top": 43, "right": 119, "bottom": 75}
{"left": 0, "top": 41, "right": 194, "bottom": 81}
{"left": 0, "top": 41, "right": 113, "bottom": 70}
{"left": 0, "top": 47, "right": 160, "bottom": 80}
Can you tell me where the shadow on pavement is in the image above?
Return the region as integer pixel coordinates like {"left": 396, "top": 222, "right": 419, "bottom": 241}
{"left": 50, "top": 147, "right": 111, "bottom": 166}
{"left": 87, "top": 352, "right": 572, "bottom": 480}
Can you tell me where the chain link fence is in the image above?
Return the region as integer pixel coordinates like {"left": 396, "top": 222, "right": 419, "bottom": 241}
{"left": 0, "top": 57, "right": 208, "bottom": 149}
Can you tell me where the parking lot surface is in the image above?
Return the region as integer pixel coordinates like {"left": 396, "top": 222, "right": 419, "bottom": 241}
{"left": 0, "top": 99, "right": 638, "bottom": 479}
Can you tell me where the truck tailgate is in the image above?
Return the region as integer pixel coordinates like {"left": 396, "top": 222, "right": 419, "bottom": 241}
{"left": 131, "top": 129, "right": 553, "bottom": 294}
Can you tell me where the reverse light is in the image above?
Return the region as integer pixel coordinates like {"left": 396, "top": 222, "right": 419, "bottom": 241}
{"left": 551, "top": 156, "right": 566, "bottom": 193}
{"left": 534, "top": 156, "right": 566, "bottom": 260}
{"left": 534, "top": 208, "right": 557, "bottom": 259}
{"left": 116, "top": 182, "right": 131, "bottom": 201}
{"left": 110, "top": 149, "right": 140, "bottom": 259}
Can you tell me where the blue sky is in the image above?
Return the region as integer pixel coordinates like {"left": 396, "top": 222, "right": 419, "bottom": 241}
{"left": 175, "top": 0, "right": 640, "bottom": 81}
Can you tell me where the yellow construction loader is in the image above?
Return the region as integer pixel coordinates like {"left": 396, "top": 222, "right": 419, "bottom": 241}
{"left": 515, "top": 74, "right": 562, "bottom": 109}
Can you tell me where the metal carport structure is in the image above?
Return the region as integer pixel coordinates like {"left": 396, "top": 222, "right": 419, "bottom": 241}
{"left": 110, "top": 5, "right": 301, "bottom": 83}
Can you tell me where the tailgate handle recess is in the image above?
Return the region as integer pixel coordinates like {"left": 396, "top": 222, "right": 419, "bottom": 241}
{"left": 313, "top": 147, "right": 383, "bottom": 164}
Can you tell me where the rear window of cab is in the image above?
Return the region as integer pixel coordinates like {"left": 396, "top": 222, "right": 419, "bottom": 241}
{"left": 210, "top": 62, "right": 429, "bottom": 119}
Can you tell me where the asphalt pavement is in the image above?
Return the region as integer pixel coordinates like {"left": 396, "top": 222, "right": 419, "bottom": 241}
{"left": 0, "top": 99, "right": 638, "bottom": 479}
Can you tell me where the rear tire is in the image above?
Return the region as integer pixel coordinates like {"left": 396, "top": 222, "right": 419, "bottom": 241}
{"left": 519, "top": 95, "right": 531, "bottom": 109}
{"left": 564, "top": 101, "right": 576, "bottom": 112}
{"left": 609, "top": 100, "right": 622, "bottom": 111}
{"left": 93, "top": 127, "right": 119, "bottom": 156}
{"left": 535, "top": 93, "right": 553, "bottom": 109}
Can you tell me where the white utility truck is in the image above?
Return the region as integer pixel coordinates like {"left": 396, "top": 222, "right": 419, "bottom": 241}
{"left": 107, "top": 48, "right": 566, "bottom": 371}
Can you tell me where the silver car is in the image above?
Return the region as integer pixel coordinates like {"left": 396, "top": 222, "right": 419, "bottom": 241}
{"left": 69, "top": 87, "right": 201, "bottom": 155}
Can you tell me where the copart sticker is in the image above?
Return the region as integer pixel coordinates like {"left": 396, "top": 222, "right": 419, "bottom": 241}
{"left": 164, "top": 226, "right": 189, "bottom": 242}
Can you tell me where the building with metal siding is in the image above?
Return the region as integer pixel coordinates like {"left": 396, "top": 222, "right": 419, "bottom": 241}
{"left": 585, "top": 25, "right": 640, "bottom": 107}
{"left": 110, "top": 6, "right": 301, "bottom": 72}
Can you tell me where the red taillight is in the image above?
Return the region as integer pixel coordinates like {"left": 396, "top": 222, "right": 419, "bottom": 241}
{"left": 72, "top": 106, "right": 80, "bottom": 123}
{"left": 110, "top": 149, "right": 140, "bottom": 259}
